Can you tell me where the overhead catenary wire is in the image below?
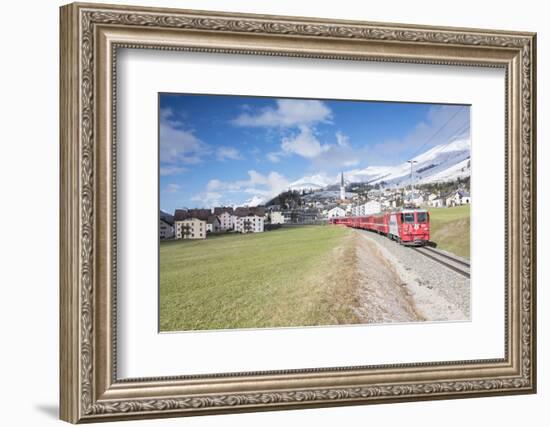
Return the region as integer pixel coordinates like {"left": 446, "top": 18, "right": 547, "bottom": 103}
{"left": 411, "top": 118, "right": 470, "bottom": 164}
{"left": 408, "top": 106, "right": 467, "bottom": 160}
{"left": 409, "top": 118, "right": 471, "bottom": 183}
{"left": 431, "top": 120, "right": 471, "bottom": 164}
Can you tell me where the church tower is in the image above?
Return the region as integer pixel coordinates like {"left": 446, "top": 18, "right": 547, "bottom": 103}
{"left": 340, "top": 172, "right": 346, "bottom": 201}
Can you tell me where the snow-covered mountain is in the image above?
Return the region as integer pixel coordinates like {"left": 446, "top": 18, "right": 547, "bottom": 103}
{"left": 346, "top": 138, "right": 470, "bottom": 187}
{"left": 243, "top": 195, "right": 265, "bottom": 207}
{"left": 289, "top": 138, "right": 470, "bottom": 191}
{"left": 288, "top": 173, "right": 335, "bottom": 191}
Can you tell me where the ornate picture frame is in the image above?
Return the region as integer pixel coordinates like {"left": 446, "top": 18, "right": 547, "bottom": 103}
{"left": 60, "top": 2, "right": 536, "bottom": 423}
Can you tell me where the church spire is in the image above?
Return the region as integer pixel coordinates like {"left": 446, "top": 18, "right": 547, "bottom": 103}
{"left": 340, "top": 172, "right": 346, "bottom": 201}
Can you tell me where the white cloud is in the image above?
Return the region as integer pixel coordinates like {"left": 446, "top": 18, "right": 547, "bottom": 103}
{"left": 160, "top": 165, "right": 186, "bottom": 176}
{"left": 281, "top": 126, "right": 329, "bottom": 158}
{"left": 201, "top": 170, "right": 289, "bottom": 206}
{"left": 160, "top": 107, "right": 174, "bottom": 121}
{"left": 335, "top": 131, "right": 350, "bottom": 147}
{"left": 216, "top": 146, "right": 243, "bottom": 161}
{"left": 308, "top": 131, "right": 362, "bottom": 169}
{"left": 266, "top": 152, "right": 282, "bottom": 163}
{"left": 277, "top": 128, "right": 360, "bottom": 168}
{"left": 160, "top": 108, "right": 211, "bottom": 165}
{"left": 207, "top": 178, "right": 241, "bottom": 192}
{"left": 265, "top": 130, "right": 362, "bottom": 168}
{"left": 232, "top": 99, "right": 332, "bottom": 128}
{"left": 230, "top": 99, "right": 363, "bottom": 168}
{"left": 191, "top": 191, "right": 223, "bottom": 207}
{"left": 165, "top": 183, "right": 182, "bottom": 193}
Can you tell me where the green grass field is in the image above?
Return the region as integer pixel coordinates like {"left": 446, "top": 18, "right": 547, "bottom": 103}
{"left": 429, "top": 205, "right": 470, "bottom": 259}
{"left": 160, "top": 226, "right": 359, "bottom": 332}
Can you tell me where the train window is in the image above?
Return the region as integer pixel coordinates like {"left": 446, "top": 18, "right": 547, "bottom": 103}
{"left": 417, "top": 212, "right": 428, "bottom": 223}
{"left": 403, "top": 213, "right": 415, "bottom": 223}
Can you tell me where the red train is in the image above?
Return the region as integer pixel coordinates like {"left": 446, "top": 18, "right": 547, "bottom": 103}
{"left": 330, "top": 209, "right": 430, "bottom": 246}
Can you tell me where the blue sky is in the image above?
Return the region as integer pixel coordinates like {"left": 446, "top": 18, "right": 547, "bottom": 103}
{"left": 159, "top": 94, "right": 469, "bottom": 212}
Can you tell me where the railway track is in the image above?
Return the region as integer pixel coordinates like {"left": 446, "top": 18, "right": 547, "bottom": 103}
{"left": 411, "top": 246, "right": 470, "bottom": 278}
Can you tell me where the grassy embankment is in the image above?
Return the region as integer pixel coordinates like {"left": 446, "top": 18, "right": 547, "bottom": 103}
{"left": 429, "top": 205, "right": 470, "bottom": 259}
{"left": 160, "top": 226, "right": 360, "bottom": 332}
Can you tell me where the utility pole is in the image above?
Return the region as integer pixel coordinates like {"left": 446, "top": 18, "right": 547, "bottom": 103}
{"left": 407, "top": 160, "right": 418, "bottom": 192}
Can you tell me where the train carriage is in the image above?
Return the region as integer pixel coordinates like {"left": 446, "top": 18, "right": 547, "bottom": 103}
{"left": 388, "top": 209, "right": 429, "bottom": 245}
{"left": 329, "top": 208, "right": 430, "bottom": 246}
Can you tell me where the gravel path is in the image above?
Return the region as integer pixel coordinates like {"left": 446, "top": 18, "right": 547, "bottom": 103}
{"left": 353, "top": 235, "right": 422, "bottom": 324}
{"left": 355, "top": 229, "right": 471, "bottom": 322}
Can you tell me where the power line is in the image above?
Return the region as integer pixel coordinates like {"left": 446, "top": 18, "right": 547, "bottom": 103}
{"left": 436, "top": 119, "right": 470, "bottom": 152}
{"left": 418, "top": 119, "right": 471, "bottom": 170}
{"left": 408, "top": 118, "right": 471, "bottom": 183}
{"left": 422, "top": 119, "right": 470, "bottom": 160}
{"left": 409, "top": 106, "right": 466, "bottom": 160}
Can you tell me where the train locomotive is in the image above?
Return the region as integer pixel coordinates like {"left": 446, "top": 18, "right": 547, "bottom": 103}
{"left": 330, "top": 209, "right": 430, "bottom": 246}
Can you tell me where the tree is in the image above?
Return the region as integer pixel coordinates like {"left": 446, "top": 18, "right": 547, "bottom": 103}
{"left": 265, "top": 190, "right": 303, "bottom": 209}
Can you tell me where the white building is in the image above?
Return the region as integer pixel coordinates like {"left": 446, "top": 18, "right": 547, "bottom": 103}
{"left": 363, "top": 201, "right": 382, "bottom": 215}
{"left": 327, "top": 207, "right": 346, "bottom": 219}
{"left": 446, "top": 190, "right": 471, "bottom": 207}
{"left": 234, "top": 215, "right": 264, "bottom": 233}
{"left": 429, "top": 198, "right": 445, "bottom": 208}
{"left": 348, "top": 201, "right": 381, "bottom": 217}
{"left": 218, "top": 211, "right": 235, "bottom": 231}
{"left": 159, "top": 218, "right": 174, "bottom": 240}
{"left": 175, "top": 218, "right": 206, "bottom": 239}
{"left": 405, "top": 193, "right": 424, "bottom": 207}
{"left": 206, "top": 215, "right": 221, "bottom": 233}
{"left": 269, "top": 211, "right": 285, "bottom": 224}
